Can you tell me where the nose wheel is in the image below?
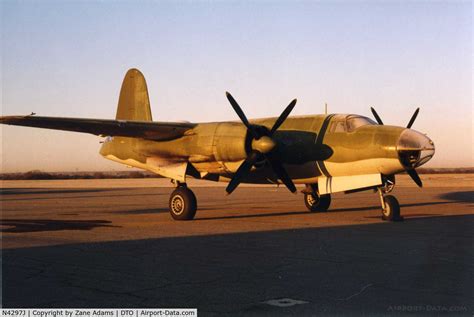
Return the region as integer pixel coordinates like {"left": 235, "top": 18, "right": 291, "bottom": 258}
{"left": 378, "top": 188, "right": 403, "bottom": 221}
{"left": 169, "top": 183, "right": 197, "bottom": 220}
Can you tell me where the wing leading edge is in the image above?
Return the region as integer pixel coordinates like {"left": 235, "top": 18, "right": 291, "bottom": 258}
{"left": 0, "top": 115, "right": 196, "bottom": 141}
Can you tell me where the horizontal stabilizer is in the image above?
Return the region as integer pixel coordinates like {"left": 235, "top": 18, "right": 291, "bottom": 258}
{"left": 0, "top": 115, "right": 196, "bottom": 141}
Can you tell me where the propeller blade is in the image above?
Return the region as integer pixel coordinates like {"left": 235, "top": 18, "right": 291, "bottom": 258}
{"left": 269, "top": 99, "right": 297, "bottom": 135}
{"left": 226, "top": 151, "right": 260, "bottom": 194}
{"left": 370, "top": 107, "right": 384, "bottom": 125}
{"left": 406, "top": 107, "right": 420, "bottom": 129}
{"left": 226, "top": 92, "right": 258, "bottom": 139}
{"left": 266, "top": 155, "right": 297, "bottom": 193}
{"left": 407, "top": 169, "right": 423, "bottom": 187}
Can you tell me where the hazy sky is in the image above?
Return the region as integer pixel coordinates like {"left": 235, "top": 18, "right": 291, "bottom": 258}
{"left": 1, "top": 1, "right": 472, "bottom": 172}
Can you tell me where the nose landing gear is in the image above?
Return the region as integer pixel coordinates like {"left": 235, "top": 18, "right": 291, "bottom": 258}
{"left": 378, "top": 176, "right": 403, "bottom": 222}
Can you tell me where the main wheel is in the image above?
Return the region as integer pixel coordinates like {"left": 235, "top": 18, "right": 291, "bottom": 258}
{"left": 304, "top": 193, "right": 331, "bottom": 212}
{"left": 169, "top": 187, "right": 197, "bottom": 220}
{"left": 381, "top": 195, "right": 402, "bottom": 221}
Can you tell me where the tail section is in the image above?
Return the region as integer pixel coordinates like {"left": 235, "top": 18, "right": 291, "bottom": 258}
{"left": 101, "top": 68, "right": 152, "bottom": 160}
{"left": 116, "top": 68, "right": 153, "bottom": 121}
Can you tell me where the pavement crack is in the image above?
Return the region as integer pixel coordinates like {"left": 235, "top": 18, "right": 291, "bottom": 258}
{"left": 336, "top": 283, "right": 373, "bottom": 301}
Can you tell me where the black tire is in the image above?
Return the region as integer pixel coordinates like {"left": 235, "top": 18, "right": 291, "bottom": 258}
{"left": 169, "top": 187, "right": 197, "bottom": 220}
{"left": 382, "top": 195, "right": 402, "bottom": 221}
{"left": 304, "top": 193, "right": 331, "bottom": 212}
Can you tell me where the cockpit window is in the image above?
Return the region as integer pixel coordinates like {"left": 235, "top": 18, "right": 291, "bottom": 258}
{"left": 346, "top": 116, "right": 376, "bottom": 132}
{"left": 332, "top": 121, "right": 346, "bottom": 133}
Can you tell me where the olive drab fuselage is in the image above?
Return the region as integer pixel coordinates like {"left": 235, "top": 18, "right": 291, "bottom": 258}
{"left": 0, "top": 68, "right": 434, "bottom": 189}
{"left": 100, "top": 113, "right": 417, "bottom": 185}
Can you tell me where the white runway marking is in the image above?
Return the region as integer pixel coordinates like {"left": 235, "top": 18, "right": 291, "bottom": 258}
{"left": 263, "top": 298, "right": 309, "bottom": 307}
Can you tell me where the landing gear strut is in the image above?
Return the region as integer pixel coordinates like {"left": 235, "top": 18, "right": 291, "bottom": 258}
{"left": 378, "top": 176, "right": 403, "bottom": 222}
{"left": 169, "top": 182, "right": 197, "bottom": 220}
{"left": 303, "top": 184, "right": 331, "bottom": 212}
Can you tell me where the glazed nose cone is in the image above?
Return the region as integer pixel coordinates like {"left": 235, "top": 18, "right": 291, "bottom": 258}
{"left": 397, "top": 129, "right": 435, "bottom": 168}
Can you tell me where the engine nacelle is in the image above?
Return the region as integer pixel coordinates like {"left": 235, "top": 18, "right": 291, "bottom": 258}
{"left": 212, "top": 123, "right": 248, "bottom": 163}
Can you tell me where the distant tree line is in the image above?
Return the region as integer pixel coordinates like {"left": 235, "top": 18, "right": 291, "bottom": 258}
{"left": 0, "top": 170, "right": 162, "bottom": 180}
{"left": 0, "top": 168, "right": 472, "bottom": 180}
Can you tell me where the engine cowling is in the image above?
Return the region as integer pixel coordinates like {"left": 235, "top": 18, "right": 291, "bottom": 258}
{"left": 212, "top": 123, "right": 248, "bottom": 163}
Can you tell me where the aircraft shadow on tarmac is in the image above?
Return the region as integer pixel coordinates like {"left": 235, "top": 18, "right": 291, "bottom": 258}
{"left": 2, "top": 214, "right": 472, "bottom": 313}
{"left": 113, "top": 208, "right": 170, "bottom": 215}
{"left": 0, "top": 188, "right": 168, "bottom": 202}
{"left": 195, "top": 190, "right": 473, "bottom": 221}
{"left": 0, "top": 219, "right": 119, "bottom": 233}
{"left": 0, "top": 188, "right": 114, "bottom": 195}
{"left": 438, "top": 190, "right": 474, "bottom": 204}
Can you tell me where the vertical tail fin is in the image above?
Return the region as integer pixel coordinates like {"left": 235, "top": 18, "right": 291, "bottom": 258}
{"left": 116, "top": 68, "right": 153, "bottom": 121}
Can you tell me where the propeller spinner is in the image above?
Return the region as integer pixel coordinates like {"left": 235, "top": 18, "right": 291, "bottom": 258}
{"left": 225, "top": 92, "right": 297, "bottom": 194}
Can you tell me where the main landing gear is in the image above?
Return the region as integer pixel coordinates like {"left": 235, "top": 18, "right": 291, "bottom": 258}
{"left": 169, "top": 182, "right": 197, "bottom": 220}
{"left": 377, "top": 176, "right": 403, "bottom": 222}
{"left": 167, "top": 179, "right": 403, "bottom": 221}
{"left": 303, "top": 184, "right": 331, "bottom": 212}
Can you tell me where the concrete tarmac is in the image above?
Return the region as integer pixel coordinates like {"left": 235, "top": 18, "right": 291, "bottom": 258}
{"left": 1, "top": 175, "right": 473, "bottom": 315}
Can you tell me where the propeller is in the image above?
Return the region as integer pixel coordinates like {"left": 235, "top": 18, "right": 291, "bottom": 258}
{"left": 370, "top": 107, "right": 384, "bottom": 125}
{"left": 406, "top": 169, "right": 423, "bottom": 187}
{"left": 225, "top": 92, "right": 297, "bottom": 194}
{"left": 406, "top": 107, "right": 419, "bottom": 129}
{"left": 371, "top": 107, "right": 420, "bottom": 129}
{"left": 370, "top": 106, "right": 423, "bottom": 187}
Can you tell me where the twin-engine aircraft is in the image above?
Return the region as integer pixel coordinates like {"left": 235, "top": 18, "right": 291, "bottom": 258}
{"left": 1, "top": 68, "right": 435, "bottom": 221}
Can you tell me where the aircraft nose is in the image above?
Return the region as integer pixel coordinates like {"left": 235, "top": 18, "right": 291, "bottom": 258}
{"left": 397, "top": 129, "right": 435, "bottom": 168}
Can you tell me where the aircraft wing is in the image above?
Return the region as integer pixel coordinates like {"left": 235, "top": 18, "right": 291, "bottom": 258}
{"left": 0, "top": 115, "right": 196, "bottom": 141}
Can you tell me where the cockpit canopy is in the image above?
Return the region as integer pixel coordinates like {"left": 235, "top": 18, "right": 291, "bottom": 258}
{"left": 330, "top": 115, "right": 377, "bottom": 133}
